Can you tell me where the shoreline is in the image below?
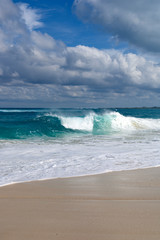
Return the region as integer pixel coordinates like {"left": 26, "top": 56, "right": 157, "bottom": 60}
{"left": 1, "top": 164, "right": 160, "bottom": 188}
{"left": 1, "top": 167, "right": 160, "bottom": 239}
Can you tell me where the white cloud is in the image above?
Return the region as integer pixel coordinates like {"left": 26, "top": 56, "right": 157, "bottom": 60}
{"left": 74, "top": 0, "right": 160, "bottom": 52}
{"left": 18, "top": 3, "right": 43, "bottom": 31}
{"left": 1, "top": 0, "right": 160, "bottom": 107}
{"left": 0, "top": 29, "right": 8, "bottom": 52}
{"left": 0, "top": 68, "right": 3, "bottom": 76}
{"left": 11, "top": 71, "right": 19, "bottom": 77}
{"left": 31, "top": 31, "right": 56, "bottom": 49}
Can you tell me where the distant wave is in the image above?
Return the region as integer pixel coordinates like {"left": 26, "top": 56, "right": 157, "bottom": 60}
{"left": 0, "top": 109, "right": 48, "bottom": 113}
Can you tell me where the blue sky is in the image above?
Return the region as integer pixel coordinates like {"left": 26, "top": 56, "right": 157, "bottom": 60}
{"left": 14, "top": 0, "right": 124, "bottom": 49}
{"left": 0, "top": 0, "right": 160, "bottom": 107}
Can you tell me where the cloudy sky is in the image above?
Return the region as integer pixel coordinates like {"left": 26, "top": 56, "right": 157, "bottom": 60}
{"left": 0, "top": 0, "right": 160, "bottom": 108}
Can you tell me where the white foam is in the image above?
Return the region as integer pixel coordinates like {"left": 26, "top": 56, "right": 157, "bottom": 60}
{"left": 48, "top": 111, "right": 160, "bottom": 133}
{"left": 60, "top": 114, "right": 94, "bottom": 131}
{"left": 43, "top": 111, "right": 160, "bottom": 133}
{"left": 109, "top": 112, "right": 160, "bottom": 131}
{"left": 1, "top": 132, "right": 160, "bottom": 186}
{"left": 1, "top": 111, "right": 160, "bottom": 186}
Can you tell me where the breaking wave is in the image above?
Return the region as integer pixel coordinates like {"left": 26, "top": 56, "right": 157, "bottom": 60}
{"left": 1, "top": 109, "right": 160, "bottom": 139}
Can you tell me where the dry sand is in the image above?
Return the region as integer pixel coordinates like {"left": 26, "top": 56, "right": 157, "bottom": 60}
{"left": 0, "top": 167, "right": 160, "bottom": 240}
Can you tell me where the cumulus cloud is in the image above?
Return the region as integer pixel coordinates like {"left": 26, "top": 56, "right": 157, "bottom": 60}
{"left": 1, "top": 0, "right": 160, "bottom": 107}
{"left": 74, "top": 0, "right": 160, "bottom": 52}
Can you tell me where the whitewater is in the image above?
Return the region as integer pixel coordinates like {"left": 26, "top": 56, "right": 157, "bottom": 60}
{"left": 1, "top": 108, "right": 160, "bottom": 186}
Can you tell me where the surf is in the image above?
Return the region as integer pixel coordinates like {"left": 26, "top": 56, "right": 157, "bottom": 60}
{"left": 1, "top": 108, "right": 160, "bottom": 186}
{"left": 57, "top": 111, "right": 160, "bottom": 133}
{"left": 1, "top": 108, "right": 160, "bottom": 139}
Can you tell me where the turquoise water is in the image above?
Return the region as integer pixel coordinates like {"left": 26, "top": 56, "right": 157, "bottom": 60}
{"left": 1, "top": 108, "right": 160, "bottom": 186}
{"left": 1, "top": 108, "right": 160, "bottom": 139}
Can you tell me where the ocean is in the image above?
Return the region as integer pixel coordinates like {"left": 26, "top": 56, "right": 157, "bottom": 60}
{"left": 1, "top": 108, "right": 160, "bottom": 186}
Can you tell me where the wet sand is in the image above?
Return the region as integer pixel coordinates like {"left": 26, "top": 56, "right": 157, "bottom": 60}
{"left": 0, "top": 167, "right": 160, "bottom": 240}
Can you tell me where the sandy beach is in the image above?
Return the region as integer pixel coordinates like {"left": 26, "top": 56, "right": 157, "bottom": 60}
{"left": 0, "top": 167, "right": 160, "bottom": 240}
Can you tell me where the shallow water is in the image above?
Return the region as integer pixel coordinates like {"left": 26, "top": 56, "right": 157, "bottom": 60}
{"left": 1, "top": 108, "right": 160, "bottom": 186}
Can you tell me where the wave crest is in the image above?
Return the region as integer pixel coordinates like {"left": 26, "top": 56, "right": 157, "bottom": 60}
{"left": 1, "top": 110, "right": 160, "bottom": 139}
{"left": 58, "top": 111, "right": 160, "bottom": 133}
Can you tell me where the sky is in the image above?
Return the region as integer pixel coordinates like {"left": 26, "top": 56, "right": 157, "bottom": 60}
{"left": 0, "top": 0, "right": 160, "bottom": 108}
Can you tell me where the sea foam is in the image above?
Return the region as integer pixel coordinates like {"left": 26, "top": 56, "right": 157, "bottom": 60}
{"left": 1, "top": 108, "right": 160, "bottom": 186}
{"left": 56, "top": 111, "right": 160, "bottom": 133}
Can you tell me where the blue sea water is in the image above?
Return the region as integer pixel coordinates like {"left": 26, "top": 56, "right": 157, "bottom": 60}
{"left": 1, "top": 108, "right": 160, "bottom": 186}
